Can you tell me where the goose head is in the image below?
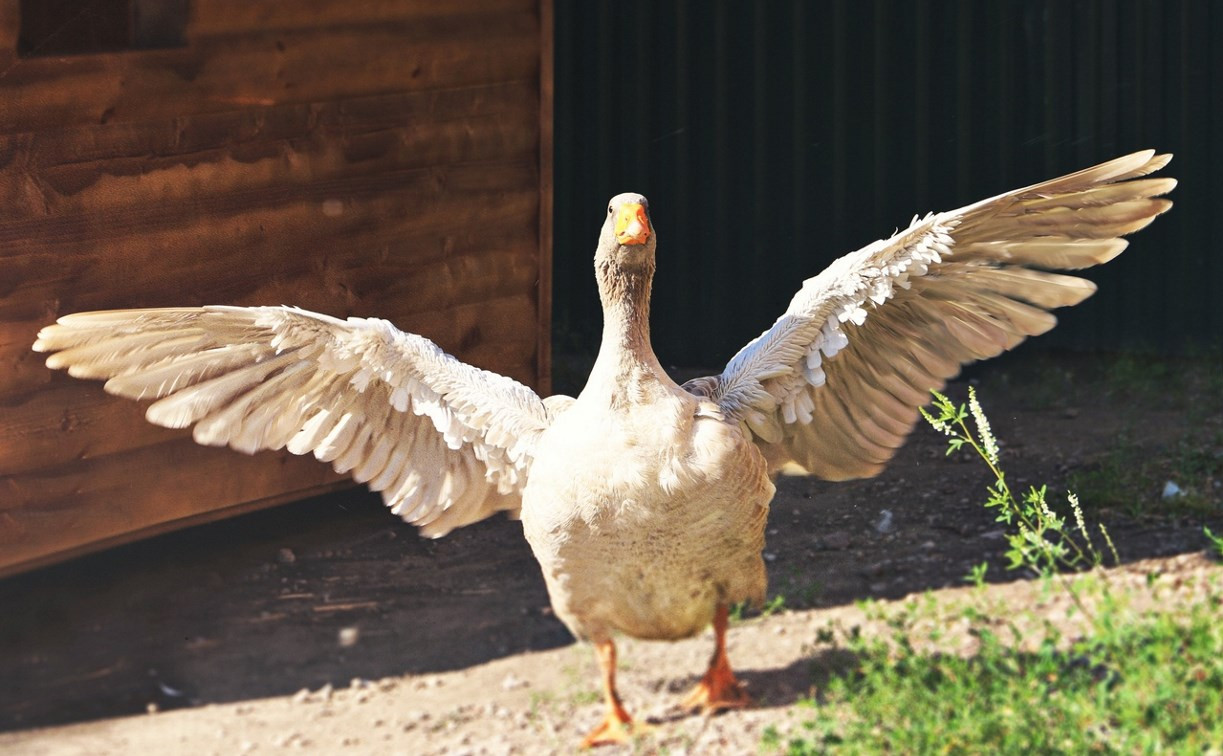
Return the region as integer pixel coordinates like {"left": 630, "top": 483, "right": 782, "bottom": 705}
{"left": 595, "top": 193, "right": 656, "bottom": 272}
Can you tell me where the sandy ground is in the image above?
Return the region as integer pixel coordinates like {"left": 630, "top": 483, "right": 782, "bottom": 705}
{"left": 4, "top": 551, "right": 1219, "bottom": 756}
{"left": 2, "top": 354, "right": 1221, "bottom": 753}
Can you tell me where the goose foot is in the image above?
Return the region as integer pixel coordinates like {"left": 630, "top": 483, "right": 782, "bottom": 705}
{"left": 581, "top": 637, "right": 652, "bottom": 748}
{"left": 580, "top": 710, "right": 652, "bottom": 748}
{"left": 681, "top": 603, "right": 752, "bottom": 713}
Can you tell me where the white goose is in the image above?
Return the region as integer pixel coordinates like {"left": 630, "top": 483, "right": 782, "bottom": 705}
{"left": 35, "top": 150, "right": 1173, "bottom": 747}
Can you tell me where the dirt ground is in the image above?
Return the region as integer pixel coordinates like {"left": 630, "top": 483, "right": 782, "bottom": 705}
{"left": 2, "top": 352, "right": 1221, "bottom": 754}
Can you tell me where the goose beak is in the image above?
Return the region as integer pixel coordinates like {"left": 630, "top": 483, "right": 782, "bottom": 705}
{"left": 614, "top": 202, "right": 650, "bottom": 246}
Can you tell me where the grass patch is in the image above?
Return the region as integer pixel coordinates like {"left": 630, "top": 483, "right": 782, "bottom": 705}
{"left": 1070, "top": 432, "right": 1223, "bottom": 518}
{"left": 729, "top": 593, "right": 788, "bottom": 624}
{"left": 766, "top": 387, "right": 1223, "bottom": 753}
{"left": 766, "top": 598, "right": 1223, "bottom": 754}
{"left": 979, "top": 352, "right": 1223, "bottom": 519}
{"left": 1205, "top": 527, "right": 1223, "bottom": 561}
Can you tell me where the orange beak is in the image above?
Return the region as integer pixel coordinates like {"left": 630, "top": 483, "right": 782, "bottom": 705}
{"left": 614, "top": 202, "right": 651, "bottom": 246}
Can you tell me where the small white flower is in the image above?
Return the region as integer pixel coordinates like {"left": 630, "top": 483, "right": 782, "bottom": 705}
{"left": 1069, "top": 492, "right": 1088, "bottom": 539}
{"left": 968, "top": 386, "right": 999, "bottom": 465}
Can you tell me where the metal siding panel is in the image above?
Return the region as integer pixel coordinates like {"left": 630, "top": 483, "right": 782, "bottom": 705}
{"left": 553, "top": 0, "right": 1213, "bottom": 367}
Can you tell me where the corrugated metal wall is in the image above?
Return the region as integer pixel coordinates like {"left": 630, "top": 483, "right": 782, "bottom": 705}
{"left": 553, "top": 0, "right": 1222, "bottom": 367}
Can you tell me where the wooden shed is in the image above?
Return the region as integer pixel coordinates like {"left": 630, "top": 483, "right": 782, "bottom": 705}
{"left": 0, "top": 0, "right": 554, "bottom": 576}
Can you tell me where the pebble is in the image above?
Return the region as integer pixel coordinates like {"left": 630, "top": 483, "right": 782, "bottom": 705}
{"left": 338, "top": 627, "right": 360, "bottom": 648}
{"left": 272, "top": 732, "right": 300, "bottom": 748}
{"left": 874, "top": 509, "right": 895, "bottom": 534}
{"left": 277, "top": 548, "right": 296, "bottom": 565}
{"left": 501, "top": 673, "right": 529, "bottom": 691}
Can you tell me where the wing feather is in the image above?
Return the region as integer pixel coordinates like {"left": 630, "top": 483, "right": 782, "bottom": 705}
{"left": 34, "top": 306, "right": 554, "bottom": 536}
{"left": 687, "top": 150, "right": 1174, "bottom": 478}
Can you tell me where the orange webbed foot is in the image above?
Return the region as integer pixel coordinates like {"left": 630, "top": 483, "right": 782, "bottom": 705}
{"left": 681, "top": 602, "right": 752, "bottom": 714}
{"left": 580, "top": 710, "right": 653, "bottom": 748}
{"left": 580, "top": 637, "right": 654, "bottom": 748}
{"left": 680, "top": 662, "right": 752, "bottom": 713}
{"left": 580, "top": 710, "right": 631, "bottom": 748}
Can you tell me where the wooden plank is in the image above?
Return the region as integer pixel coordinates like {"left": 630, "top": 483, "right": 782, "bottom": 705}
{"left": 0, "top": 158, "right": 537, "bottom": 280}
{"left": 0, "top": 481, "right": 352, "bottom": 579}
{"left": 0, "top": 142, "right": 538, "bottom": 247}
{"left": 0, "top": 438, "right": 346, "bottom": 570}
{"left": 0, "top": 79, "right": 537, "bottom": 168}
{"left": 0, "top": 18, "right": 540, "bottom": 134}
{"left": 0, "top": 168, "right": 539, "bottom": 325}
{"left": 189, "top": 0, "right": 538, "bottom": 37}
{"left": 3, "top": 80, "right": 538, "bottom": 178}
{"left": 2, "top": 383, "right": 180, "bottom": 474}
{"left": 0, "top": 91, "right": 539, "bottom": 220}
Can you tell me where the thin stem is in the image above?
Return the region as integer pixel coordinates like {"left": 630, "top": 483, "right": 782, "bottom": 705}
{"left": 942, "top": 397, "right": 1096, "bottom": 621}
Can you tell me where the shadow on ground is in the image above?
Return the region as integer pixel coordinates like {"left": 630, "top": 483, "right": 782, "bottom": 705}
{"left": 0, "top": 490, "right": 563, "bottom": 731}
{"left": 3, "top": 353, "right": 1220, "bottom": 732}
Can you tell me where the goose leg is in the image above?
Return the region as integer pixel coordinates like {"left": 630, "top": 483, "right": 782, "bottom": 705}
{"left": 581, "top": 637, "right": 641, "bottom": 747}
{"left": 681, "top": 603, "right": 751, "bottom": 713}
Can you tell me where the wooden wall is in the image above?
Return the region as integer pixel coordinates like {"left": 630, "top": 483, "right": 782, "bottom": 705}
{"left": 0, "top": 0, "right": 553, "bottom": 575}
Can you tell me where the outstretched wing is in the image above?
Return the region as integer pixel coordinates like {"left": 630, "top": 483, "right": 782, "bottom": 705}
{"left": 34, "top": 306, "right": 555, "bottom": 536}
{"left": 685, "top": 150, "right": 1174, "bottom": 479}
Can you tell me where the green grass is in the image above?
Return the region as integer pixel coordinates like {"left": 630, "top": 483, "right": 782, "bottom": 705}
{"left": 765, "top": 386, "right": 1223, "bottom": 754}
{"left": 1069, "top": 431, "right": 1223, "bottom": 518}
{"left": 729, "top": 593, "right": 788, "bottom": 624}
{"left": 978, "top": 352, "right": 1223, "bottom": 520}
{"left": 764, "top": 597, "right": 1223, "bottom": 754}
{"left": 1206, "top": 527, "right": 1223, "bottom": 561}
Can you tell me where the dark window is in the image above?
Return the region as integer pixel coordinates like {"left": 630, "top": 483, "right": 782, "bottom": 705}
{"left": 19, "top": 0, "right": 189, "bottom": 57}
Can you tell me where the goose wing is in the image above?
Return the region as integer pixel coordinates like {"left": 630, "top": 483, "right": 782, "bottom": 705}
{"left": 684, "top": 150, "right": 1174, "bottom": 479}
{"left": 34, "top": 305, "right": 555, "bottom": 536}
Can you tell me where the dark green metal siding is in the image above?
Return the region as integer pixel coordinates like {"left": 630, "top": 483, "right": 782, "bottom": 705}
{"left": 553, "top": 0, "right": 1222, "bottom": 366}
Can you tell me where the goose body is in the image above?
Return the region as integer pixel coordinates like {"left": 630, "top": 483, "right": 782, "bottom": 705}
{"left": 524, "top": 362, "right": 771, "bottom": 643}
{"left": 524, "top": 193, "right": 771, "bottom": 647}
{"left": 33, "top": 153, "right": 1176, "bottom": 746}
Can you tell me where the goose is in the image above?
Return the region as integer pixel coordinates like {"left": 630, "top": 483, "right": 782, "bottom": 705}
{"left": 34, "top": 150, "right": 1174, "bottom": 747}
